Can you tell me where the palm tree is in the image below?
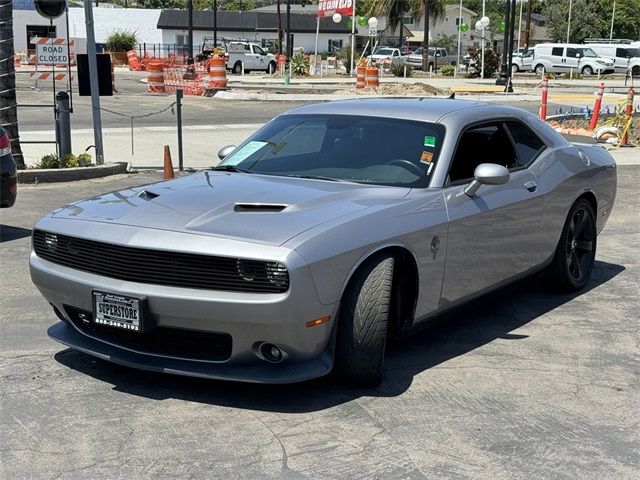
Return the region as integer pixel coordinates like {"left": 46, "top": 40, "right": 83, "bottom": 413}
{"left": 0, "top": 2, "right": 24, "bottom": 168}
{"left": 362, "top": 0, "right": 445, "bottom": 69}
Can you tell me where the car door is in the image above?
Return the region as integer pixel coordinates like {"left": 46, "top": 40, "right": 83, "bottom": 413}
{"left": 552, "top": 46, "right": 568, "bottom": 72}
{"left": 440, "top": 120, "right": 546, "bottom": 306}
{"left": 521, "top": 49, "right": 534, "bottom": 70}
{"left": 565, "top": 47, "right": 581, "bottom": 72}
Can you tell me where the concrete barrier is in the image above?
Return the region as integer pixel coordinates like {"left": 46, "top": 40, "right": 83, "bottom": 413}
{"left": 18, "top": 162, "right": 128, "bottom": 184}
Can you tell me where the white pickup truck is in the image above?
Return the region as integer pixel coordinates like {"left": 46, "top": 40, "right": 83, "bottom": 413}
{"left": 226, "top": 42, "right": 277, "bottom": 74}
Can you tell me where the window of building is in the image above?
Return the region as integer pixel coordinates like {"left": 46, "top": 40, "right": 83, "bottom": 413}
{"left": 402, "top": 16, "right": 416, "bottom": 26}
{"left": 328, "top": 39, "right": 343, "bottom": 53}
{"left": 176, "top": 34, "right": 186, "bottom": 46}
{"left": 26, "top": 25, "right": 56, "bottom": 50}
{"left": 455, "top": 17, "right": 463, "bottom": 26}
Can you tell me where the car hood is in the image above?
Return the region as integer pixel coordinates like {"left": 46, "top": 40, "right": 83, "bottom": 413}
{"left": 50, "top": 171, "right": 410, "bottom": 246}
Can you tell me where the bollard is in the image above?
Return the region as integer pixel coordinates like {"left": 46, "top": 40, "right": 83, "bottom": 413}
{"left": 621, "top": 87, "right": 635, "bottom": 146}
{"left": 365, "top": 67, "right": 379, "bottom": 88}
{"left": 539, "top": 76, "right": 549, "bottom": 120}
{"left": 147, "top": 61, "right": 165, "bottom": 93}
{"left": 163, "top": 145, "right": 175, "bottom": 179}
{"left": 589, "top": 82, "right": 605, "bottom": 130}
{"left": 208, "top": 56, "right": 227, "bottom": 89}
{"left": 276, "top": 54, "right": 287, "bottom": 74}
{"left": 356, "top": 66, "right": 366, "bottom": 89}
{"left": 55, "top": 91, "right": 72, "bottom": 157}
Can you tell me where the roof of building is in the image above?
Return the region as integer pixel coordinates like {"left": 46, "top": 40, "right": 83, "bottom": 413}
{"left": 157, "top": 10, "right": 351, "bottom": 33}
{"left": 251, "top": 4, "right": 318, "bottom": 15}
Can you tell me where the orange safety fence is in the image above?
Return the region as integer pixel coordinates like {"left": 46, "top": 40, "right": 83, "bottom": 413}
{"left": 163, "top": 61, "right": 211, "bottom": 96}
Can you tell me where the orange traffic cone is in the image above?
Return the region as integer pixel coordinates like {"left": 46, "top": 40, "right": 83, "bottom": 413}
{"left": 163, "top": 145, "right": 175, "bottom": 179}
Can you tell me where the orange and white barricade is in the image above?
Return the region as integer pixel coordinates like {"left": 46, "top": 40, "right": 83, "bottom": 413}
{"left": 127, "top": 50, "right": 142, "bottom": 71}
{"left": 209, "top": 56, "right": 227, "bottom": 89}
{"left": 365, "top": 67, "right": 379, "bottom": 88}
{"left": 147, "top": 61, "right": 165, "bottom": 93}
{"left": 356, "top": 66, "right": 366, "bottom": 89}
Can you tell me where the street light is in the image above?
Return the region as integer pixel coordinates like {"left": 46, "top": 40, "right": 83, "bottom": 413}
{"left": 476, "top": 15, "right": 490, "bottom": 79}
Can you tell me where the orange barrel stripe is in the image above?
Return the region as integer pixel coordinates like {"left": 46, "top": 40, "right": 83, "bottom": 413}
{"left": 127, "top": 50, "right": 142, "bottom": 71}
{"left": 147, "top": 61, "right": 165, "bottom": 93}
{"left": 356, "top": 65, "right": 366, "bottom": 89}
{"left": 365, "top": 67, "right": 379, "bottom": 88}
{"left": 209, "top": 56, "right": 227, "bottom": 89}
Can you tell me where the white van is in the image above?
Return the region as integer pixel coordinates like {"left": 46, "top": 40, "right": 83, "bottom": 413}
{"left": 524, "top": 43, "right": 615, "bottom": 75}
{"left": 585, "top": 43, "right": 640, "bottom": 75}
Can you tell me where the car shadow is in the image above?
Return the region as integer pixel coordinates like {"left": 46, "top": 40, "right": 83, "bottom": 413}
{"left": 0, "top": 225, "right": 32, "bottom": 243}
{"left": 54, "top": 260, "right": 624, "bottom": 413}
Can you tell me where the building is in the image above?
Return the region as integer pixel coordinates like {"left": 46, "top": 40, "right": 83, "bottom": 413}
{"left": 400, "top": 5, "right": 477, "bottom": 50}
{"left": 157, "top": 10, "right": 352, "bottom": 54}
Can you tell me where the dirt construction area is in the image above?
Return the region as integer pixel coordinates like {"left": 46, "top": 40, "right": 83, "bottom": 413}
{"left": 0, "top": 163, "right": 638, "bottom": 479}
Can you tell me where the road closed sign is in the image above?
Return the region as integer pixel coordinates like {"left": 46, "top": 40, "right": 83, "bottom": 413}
{"left": 36, "top": 43, "right": 69, "bottom": 65}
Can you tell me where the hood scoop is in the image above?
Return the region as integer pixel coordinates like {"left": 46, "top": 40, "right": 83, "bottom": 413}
{"left": 233, "top": 203, "right": 287, "bottom": 213}
{"left": 138, "top": 190, "right": 160, "bottom": 201}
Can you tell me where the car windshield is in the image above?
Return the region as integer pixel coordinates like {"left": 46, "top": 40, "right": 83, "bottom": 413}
{"left": 219, "top": 114, "right": 446, "bottom": 188}
{"left": 376, "top": 48, "right": 395, "bottom": 56}
{"left": 579, "top": 48, "right": 598, "bottom": 57}
{"left": 413, "top": 48, "right": 423, "bottom": 55}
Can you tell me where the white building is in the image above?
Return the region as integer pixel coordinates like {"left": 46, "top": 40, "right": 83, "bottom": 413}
{"left": 400, "top": 5, "right": 478, "bottom": 50}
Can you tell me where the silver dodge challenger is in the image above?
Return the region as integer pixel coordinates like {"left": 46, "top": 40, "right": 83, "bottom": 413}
{"left": 31, "top": 99, "right": 617, "bottom": 385}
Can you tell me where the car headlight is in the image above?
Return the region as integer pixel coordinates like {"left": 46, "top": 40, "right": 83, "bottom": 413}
{"left": 596, "top": 59, "right": 606, "bottom": 64}
{"left": 265, "top": 262, "right": 288, "bottom": 288}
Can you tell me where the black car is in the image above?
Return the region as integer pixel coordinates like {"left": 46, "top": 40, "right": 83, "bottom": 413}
{"left": 0, "top": 127, "right": 17, "bottom": 208}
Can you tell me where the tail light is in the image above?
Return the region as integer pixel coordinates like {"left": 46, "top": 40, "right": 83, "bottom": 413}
{"left": 0, "top": 131, "right": 10, "bottom": 156}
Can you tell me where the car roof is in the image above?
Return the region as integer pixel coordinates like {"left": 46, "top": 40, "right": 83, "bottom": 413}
{"left": 283, "top": 98, "right": 496, "bottom": 124}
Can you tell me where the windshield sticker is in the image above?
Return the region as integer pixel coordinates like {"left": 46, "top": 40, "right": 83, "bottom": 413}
{"left": 424, "top": 136, "right": 436, "bottom": 148}
{"left": 224, "top": 141, "right": 268, "bottom": 165}
{"left": 420, "top": 151, "right": 433, "bottom": 164}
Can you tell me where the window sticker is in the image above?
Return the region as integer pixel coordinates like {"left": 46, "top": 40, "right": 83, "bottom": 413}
{"left": 223, "top": 141, "right": 269, "bottom": 165}
{"left": 420, "top": 151, "right": 433, "bottom": 164}
{"left": 424, "top": 135, "right": 436, "bottom": 148}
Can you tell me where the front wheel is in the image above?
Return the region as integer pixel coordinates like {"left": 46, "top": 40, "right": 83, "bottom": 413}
{"left": 582, "top": 65, "right": 594, "bottom": 75}
{"left": 546, "top": 199, "right": 597, "bottom": 291}
{"left": 511, "top": 64, "right": 519, "bottom": 73}
{"left": 535, "top": 64, "right": 545, "bottom": 75}
{"left": 266, "top": 61, "right": 276, "bottom": 74}
{"left": 334, "top": 253, "right": 394, "bottom": 386}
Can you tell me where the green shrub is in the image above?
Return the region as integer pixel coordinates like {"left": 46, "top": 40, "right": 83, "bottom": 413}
{"left": 465, "top": 47, "right": 500, "bottom": 78}
{"left": 289, "top": 54, "right": 310, "bottom": 76}
{"left": 389, "top": 61, "right": 413, "bottom": 77}
{"left": 78, "top": 153, "right": 92, "bottom": 166}
{"left": 336, "top": 47, "right": 357, "bottom": 74}
{"left": 35, "top": 153, "right": 93, "bottom": 169}
{"left": 36, "top": 154, "right": 59, "bottom": 169}
{"left": 105, "top": 30, "right": 138, "bottom": 52}
{"left": 59, "top": 154, "right": 79, "bottom": 168}
{"left": 440, "top": 64, "right": 455, "bottom": 76}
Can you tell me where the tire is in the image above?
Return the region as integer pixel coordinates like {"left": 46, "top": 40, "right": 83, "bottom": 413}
{"left": 582, "top": 65, "right": 594, "bottom": 75}
{"left": 535, "top": 64, "right": 545, "bottom": 75}
{"left": 546, "top": 199, "right": 597, "bottom": 292}
{"left": 334, "top": 253, "right": 394, "bottom": 386}
{"left": 631, "top": 65, "right": 639, "bottom": 76}
{"left": 511, "top": 64, "right": 519, "bottom": 73}
{"left": 232, "top": 62, "right": 242, "bottom": 74}
{"left": 266, "top": 61, "right": 276, "bottom": 74}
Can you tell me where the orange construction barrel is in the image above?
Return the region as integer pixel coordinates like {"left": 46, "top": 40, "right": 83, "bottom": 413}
{"left": 356, "top": 65, "right": 366, "bottom": 89}
{"left": 209, "top": 56, "right": 227, "bottom": 89}
{"left": 127, "top": 50, "right": 142, "bottom": 71}
{"left": 365, "top": 67, "right": 379, "bottom": 88}
{"left": 147, "top": 61, "right": 165, "bottom": 93}
{"left": 277, "top": 54, "right": 287, "bottom": 72}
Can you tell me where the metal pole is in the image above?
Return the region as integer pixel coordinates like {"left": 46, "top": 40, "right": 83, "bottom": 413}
{"left": 455, "top": 0, "right": 462, "bottom": 79}
{"left": 566, "top": 0, "right": 573, "bottom": 43}
{"left": 56, "top": 91, "right": 72, "bottom": 156}
{"left": 350, "top": 0, "right": 356, "bottom": 75}
{"left": 65, "top": 5, "right": 73, "bottom": 113}
{"left": 187, "top": 0, "right": 194, "bottom": 64}
{"left": 84, "top": 0, "right": 104, "bottom": 164}
{"left": 286, "top": 0, "right": 291, "bottom": 58}
{"left": 176, "top": 89, "right": 184, "bottom": 171}
{"left": 524, "top": 0, "right": 532, "bottom": 49}
{"left": 609, "top": 0, "right": 616, "bottom": 40}
{"left": 422, "top": 0, "right": 430, "bottom": 72}
{"left": 517, "top": 0, "right": 523, "bottom": 51}
{"left": 506, "top": 0, "right": 516, "bottom": 92}
{"left": 496, "top": 0, "right": 511, "bottom": 85}
{"left": 481, "top": 0, "right": 485, "bottom": 79}
{"left": 213, "top": 0, "right": 218, "bottom": 49}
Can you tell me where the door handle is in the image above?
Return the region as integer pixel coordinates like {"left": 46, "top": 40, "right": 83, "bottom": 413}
{"left": 524, "top": 181, "right": 537, "bottom": 192}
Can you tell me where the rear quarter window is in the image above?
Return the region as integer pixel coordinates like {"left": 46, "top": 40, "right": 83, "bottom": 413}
{"left": 505, "top": 121, "right": 546, "bottom": 167}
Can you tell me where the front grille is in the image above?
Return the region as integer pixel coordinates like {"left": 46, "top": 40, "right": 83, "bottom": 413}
{"left": 64, "top": 306, "right": 232, "bottom": 362}
{"left": 33, "top": 230, "right": 289, "bottom": 293}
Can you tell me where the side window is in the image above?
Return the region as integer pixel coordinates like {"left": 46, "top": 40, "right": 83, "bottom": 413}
{"left": 505, "top": 121, "right": 546, "bottom": 167}
{"left": 616, "top": 48, "right": 629, "bottom": 58}
{"left": 566, "top": 47, "right": 580, "bottom": 58}
{"left": 551, "top": 47, "right": 564, "bottom": 56}
{"left": 448, "top": 123, "right": 517, "bottom": 184}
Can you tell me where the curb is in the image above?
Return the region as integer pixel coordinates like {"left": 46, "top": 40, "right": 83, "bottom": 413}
{"left": 18, "top": 162, "right": 129, "bottom": 184}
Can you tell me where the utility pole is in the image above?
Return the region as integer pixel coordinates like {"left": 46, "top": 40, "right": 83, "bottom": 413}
{"left": 524, "top": 0, "right": 532, "bottom": 49}
{"left": 566, "top": 0, "right": 573, "bottom": 43}
{"left": 276, "top": 0, "right": 282, "bottom": 54}
{"left": 609, "top": 0, "right": 616, "bottom": 39}
{"left": 84, "top": 0, "right": 104, "bottom": 164}
{"left": 421, "top": 0, "right": 430, "bottom": 72}
{"left": 496, "top": 0, "right": 511, "bottom": 86}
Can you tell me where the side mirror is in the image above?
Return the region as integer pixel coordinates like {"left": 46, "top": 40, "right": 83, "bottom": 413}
{"left": 464, "top": 163, "right": 510, "bottom": 197}
{"left": 217, "top": 144, "right": 237, "bottom": 161}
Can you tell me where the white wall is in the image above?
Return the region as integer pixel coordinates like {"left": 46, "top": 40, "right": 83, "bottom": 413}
{"left": 12, "top": 10, "right": 68, "bottom": 53}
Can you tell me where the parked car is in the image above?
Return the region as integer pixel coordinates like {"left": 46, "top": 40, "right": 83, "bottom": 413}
{"left": 585, "top": 43, "right": 640, "bottom": 75}
{"left": 0, "top": 127, "right": 17, "bottom": 208}
{"left": 33, "top": 99, "right": 616, "bottom": 386}
{"left": 406, "top": 47, "right": 456, "bottom": 70}
{"left": 367, "top": 47, "right": 403, "bottom": 65}
{"left": 527, "top": 43, "right": 615, "bottom": 75}
{"left": 226, "top": 41, "right": 277, "bottom": 74}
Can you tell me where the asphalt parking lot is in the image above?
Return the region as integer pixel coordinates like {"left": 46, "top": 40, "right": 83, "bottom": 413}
{"left": 1, "top": 166, "right": 639, "bottom": 479}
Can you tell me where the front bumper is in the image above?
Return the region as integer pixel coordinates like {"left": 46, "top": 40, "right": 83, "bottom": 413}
{"left": 31, "top": 223, "right": 340, "bottom": 383}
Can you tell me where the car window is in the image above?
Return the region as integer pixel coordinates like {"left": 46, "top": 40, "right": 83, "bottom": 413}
{"left": 523, "top": 50, "right": 534, "bottom": 58}
{"left": 551, "top": 47, "right": 564, "bottom": 56}
{"left": 505, "top": 121, "right": 546, "bottom": 167}
{"left": 253, "top": 45, "right": 266, "bottom": 55}
{"left": 579, "top": 48, "right": 598, "bottom": 58}
{"left": 566, "top": 47, "right": 580, "bottom": 58}
{"left": 220, "top": 114, "right": 446, "bottom": 188}
{"left": 448, "top": 123, "right": 518, "bottom": 184}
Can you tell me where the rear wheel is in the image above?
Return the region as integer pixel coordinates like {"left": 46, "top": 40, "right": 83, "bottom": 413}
{"left": 534, "top": 64, "right": 545, "bottom": 75}
{"left": 546, "top": 199, "right": 597, "bottom": 291}
{"left": 266, "top": 61, "right": 276, "bottom": 74}
{"left": 334, "top": 253, "right": 394, "bottom": 386}
{"left": 582, "top": 65, "right": 594, "bottom": 75}
{"left": 232, "top": 61, "right": 242, "bottom": 74}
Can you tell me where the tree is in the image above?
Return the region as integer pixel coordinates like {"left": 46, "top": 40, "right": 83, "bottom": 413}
{"left": 0, "top": 2, "right": 24, "bottom": 169}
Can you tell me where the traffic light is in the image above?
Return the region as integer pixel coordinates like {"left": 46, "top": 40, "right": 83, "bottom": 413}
{"left": 34, "top": 0, "right": 67, "bottom": 20}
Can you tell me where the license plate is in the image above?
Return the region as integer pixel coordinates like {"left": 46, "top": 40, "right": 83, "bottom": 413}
{"left": 93, "top": 291, "right": 144, "bottom": 332}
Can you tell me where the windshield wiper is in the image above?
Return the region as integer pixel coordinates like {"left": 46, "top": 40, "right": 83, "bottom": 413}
{"left": 212, "top": 165, "right": 252, "bottom": 173}
{"left": 282, "top": 174, "right": 348, "bottom": 183}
